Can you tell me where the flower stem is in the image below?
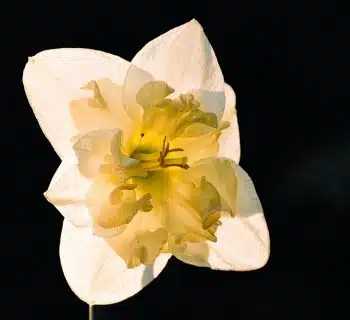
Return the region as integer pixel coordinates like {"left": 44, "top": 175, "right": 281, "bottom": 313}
{"left": 89, "top": 305, "right": 93, "bottom": 320}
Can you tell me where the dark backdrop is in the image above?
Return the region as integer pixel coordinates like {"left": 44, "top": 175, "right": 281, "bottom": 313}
{"left": 3, "top": 1, "right": 346, "bottom": 319}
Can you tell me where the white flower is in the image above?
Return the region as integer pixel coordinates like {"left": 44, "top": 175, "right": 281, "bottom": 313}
{"left": 23, "top": 19, "right": 269, "bottom": 306}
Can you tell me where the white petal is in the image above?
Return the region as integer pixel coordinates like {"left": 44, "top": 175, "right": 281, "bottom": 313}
{"left": 208, "top": 165, "right": 269, "bottom": 270}
{"left": 59, "top": 219, "right": 171, "bottom": 305}
{"left": 218, "top": 84, "right": 241, "bottom": 164}
{"left": 44, "top": 152, "right": 92, "bottom": 228}
{"left": 123, "top": 19, "right": 225, "bottom": 120}
{"left": 23, "top": 48, "right": 131, "bottom": 159}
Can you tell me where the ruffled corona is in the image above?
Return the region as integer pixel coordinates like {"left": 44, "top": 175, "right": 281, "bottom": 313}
{"left": 71, "top": 79, "right": 235, "bottom": 267}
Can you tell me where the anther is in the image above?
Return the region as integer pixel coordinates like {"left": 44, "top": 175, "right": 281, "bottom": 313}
{"left": 168, "top": 148, "right": 184, "bottom": 153}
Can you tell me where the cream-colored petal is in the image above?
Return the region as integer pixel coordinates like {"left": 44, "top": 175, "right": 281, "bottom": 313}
{"left": 124, "top": 19, "right": 225, "bottom": 120}
{"left": 44, "top": 152, "right": 92, "bottom": 228}
{"left": 60, "top": 219, "right": 171, "bottom": 305}
{"left": 23, "top": 48, "right": 132, "bottom": 159}
{"left": 218, "top": 83, "right": 240, "bottom": 163}
{"left": 176, "top": 165, "right": 269, "bottom": 271}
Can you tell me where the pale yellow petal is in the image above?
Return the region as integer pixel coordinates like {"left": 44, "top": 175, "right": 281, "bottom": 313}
{"left": 171, "top": 133, "right": 219, "bottom": 165}
{"left": 218, "top": 83, "right": 240, "bottom": 163}
{"left": 86, "top": 180, "right": 153, "bottom": 238}
{"left": 176, "top": 165, "right": 269, "bottom": 271}
{"left": 122, "top": 64, "right": 154, "bottom": 123}
{"left": 73, "top": 129, "right": 120, "bottom": 179}
{"left": 136, "top": 80, "right": 174, "bottom": 108}
{"left": 186, "top": 158, "right": 238, "bottom": 214}
{"left": 44, "top": 152, "right": 92, "bottom": 228}
{"left": 60, "top": 219, "right": 171, "bottom": 305}
{"left": 70, "top": 78, "right": 135, "bottom": 140}
{"left": 85, "top": 180, "right": 128, "bottom": 237}
{"left": 164, "top": 198, "right": 216, "bottom": 244}
{"left": 124, "top": 19, "right": 225, "bottom": 120}
{"left": 110, "top": 131, "right": 140, "bottom": 168}
{"left": 23, "top": 48, "right": 131, "bottom": 159}
{"left": 106, "top": 211, "right": 168, "bottom": 268}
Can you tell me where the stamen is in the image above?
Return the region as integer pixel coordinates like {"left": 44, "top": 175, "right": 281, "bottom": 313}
{"left": 162, "top": 136, "right": 166, "bottom": 153}
{"left": 164, "top": 163, "right": 190, "bottom": 169}
{"left": 129, "top": 135, "right": 189, "bottom": 173}
{"left": 168, "top": 148, "right": 184, "bottom": 153}
{"left": 159, "top": 151, "right": 164, "bottom": 166}
{"left": 165, "top": 142, "right": 170, "bottom": 155}
{"left": 162, "top": 157, "right": 189, "bottom": 169}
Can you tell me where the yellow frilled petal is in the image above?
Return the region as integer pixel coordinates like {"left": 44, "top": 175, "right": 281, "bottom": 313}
{"left": 60, "top": 219, "right": 171, "bottom": 305}
{"left": 86, "top": 180, "right": 153, "bottom": 238}
{"left": 70, "top": 78, "right": 135, "bottom": 140}
{"left": 184, "top": 158, "right": 239, "bottom": 215}
{"left": 106, "top": 211, "right": 168, "bottom": 268}
{"left": 170, "top": 130, "right": 219, "bottom": 165}
{"left": 175, "top": 164, "right": 270, "bottom": 271}
{"left": 163, "top": 197, "right": 220, "bottom": 245}
{"left": 218, "top": 83, "right": 241, "bottom": 164}
{"left": 136, "top": 80, "right": 174, "bottom": 108}
{"left": 167, "top": 158, "right": 239, "bottom": 242}
{"left": 72, "top": 129, "right": 145, "bottom": 180}
{"left": 123, "top": 20, "right": 225, "bottom": 122}
{"left": 131, "top": 158, "right": 237, "bottom": 255}
{"left": 22, "top": 48, "right": 134, "bottom": 159}
{"left": 73, "top": 129, "right": 119, "bottom": 178}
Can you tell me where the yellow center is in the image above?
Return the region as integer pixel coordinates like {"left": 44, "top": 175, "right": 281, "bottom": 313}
{"left": 78, "top": 79, "right": 234, "bottom": 268}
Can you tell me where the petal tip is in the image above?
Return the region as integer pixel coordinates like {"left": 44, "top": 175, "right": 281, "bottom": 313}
{"left": 188, "top": 18, "right": 202, "bottom": 27}
{"left": 246, "top": 233, "right": 270, "bottom": 271}
{"left": 43, "top": 190, "right": 50, "bottom": 201}
{"left": 255, "top": 248, "right": 270, "bottom": 270}
{"left": 186, "top": 19, "right": 204, "bottom": 32}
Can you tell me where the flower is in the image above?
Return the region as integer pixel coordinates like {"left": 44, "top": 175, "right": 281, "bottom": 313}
{"left": 23, "top": 19, "right": 269, "bottom": 305}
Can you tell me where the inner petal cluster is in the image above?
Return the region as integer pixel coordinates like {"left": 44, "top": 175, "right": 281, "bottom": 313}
{"left": 74, "top": 79, "right": 234, "bottom": 268}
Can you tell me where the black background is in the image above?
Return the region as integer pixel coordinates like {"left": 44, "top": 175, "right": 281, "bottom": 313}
{"left": 3, "top": 1, "right": 347, "bottom": 319}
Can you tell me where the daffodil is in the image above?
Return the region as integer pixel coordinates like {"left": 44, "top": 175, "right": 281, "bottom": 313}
{"left": 23, "top": 19, "right": 269, "bottom": 306}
